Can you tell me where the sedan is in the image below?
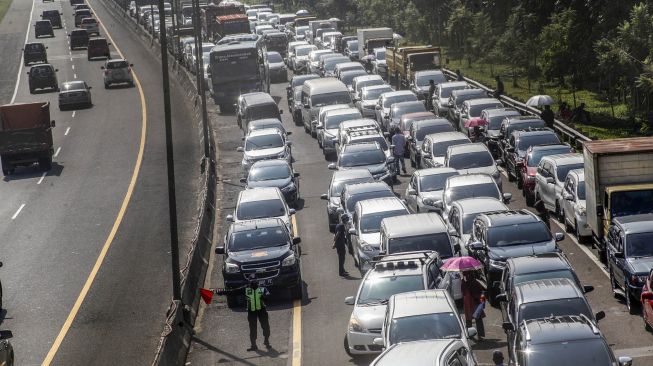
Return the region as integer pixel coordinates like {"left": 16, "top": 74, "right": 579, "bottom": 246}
{"left": 404, "top": 168, "right": 459, "bottom": 213}
{"left": 242, "top": 159, "right": 300, "bottom": 206}
{"left": 58, "top": 80, "right": 92, "bottom": 110}
{"left": 329, "top": 142, "right": 394, "bottom": 183}
{"left": 237, "top": 128, "right": 292, "bottom": 172}
{"left": 267, "top": 51, "right": 287, "bottom": 82}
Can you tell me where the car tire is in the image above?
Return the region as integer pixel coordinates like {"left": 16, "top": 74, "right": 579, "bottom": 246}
{"left": 610, "top": 269, "right": 619, "bottom": 297}
{"left": 410, "top": 157, "right": 416, "bottom": 168}
{"left": 626, "top": 284, "right": 638, "bottom": 314}
{"left": 575, "top": 220, "right": 585, "bottom": 243}
{"left": 343, "top": 334, "right": 354, "bottom": 357}
{"left": 645, "top": 317, "right": 652, "bottom": 332}
{"left": 507, "top": 167, "right": 515, "bottom": 181}
{"left": 525, "top": 190, "right": 535, "bottom": 206}
{"left": 564, "top": 216, "right": 573, "bottom": 232}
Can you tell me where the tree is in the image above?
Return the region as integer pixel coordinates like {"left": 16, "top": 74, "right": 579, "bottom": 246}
{"left": 446, "top": 1, "right": 474, "bottom": 64}
{"left": 496, "top": 5, "right": 539, "bottom": 88}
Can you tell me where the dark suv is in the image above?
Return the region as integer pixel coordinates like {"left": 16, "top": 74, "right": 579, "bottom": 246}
{"left": 87, "top": 37, "right": 111, "bottom": 60}
{"left": 69, "top": 29, "right": 89, "bottom": 50}
{"left": 27, "top": 64, "right": 58, "bottom": 93}
{"left": 23, "top": 42, "right": 48, "bottom": 66}
{"left": 498, "top": 116, "right": 547, "bottom": 164}
{"left": 504, "top": 128, "right": 560, "bottom": 186}
{"left": 215, "top": 218, "right": 302, "bottom": 307}
{"left": 41, "top": 10, "right": 62, "bottom": 29}
{"left": 236, "top": 92, "right": 283, "bottom": 131}
{"left": 509, "top": 315, "right": 632, "bottom": 366}
{"left": 607, "top": 213, "right": 653, "bottom": 313}
{"left": 34, "top": 20, "right": 54, "bottom": 38}
{"left": 466, "top": 210, "right": 563, "bottom": 298}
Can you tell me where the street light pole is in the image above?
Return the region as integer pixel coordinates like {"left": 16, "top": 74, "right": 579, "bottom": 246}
{"left": 158, "top": 0, "right": 182, "bottom": 302}
{"left": 192, "top": 0, "right": 210, "bottom": 159}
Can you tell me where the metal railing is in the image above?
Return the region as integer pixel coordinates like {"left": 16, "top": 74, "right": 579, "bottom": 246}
{"left": 442, "top": 68, "right": 592, "bottom": 149}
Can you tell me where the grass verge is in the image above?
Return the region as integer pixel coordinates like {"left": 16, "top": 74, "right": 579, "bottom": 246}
{"left": 0, "top": 0, "right": 12, "bottom": 25}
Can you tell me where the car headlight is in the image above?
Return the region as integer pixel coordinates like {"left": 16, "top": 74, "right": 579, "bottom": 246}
{"left": 282, "top": 252, "right": 296, "bottom": 267}
{"left": 348, "top": 315, "right": 364, "bottom": 332}
{"left": 225, "top": 262, "right": 240, "bottom": 273}
{"left": 489, "top": 259, "right": 505, "bottom": 269}
{"left": 526, "top": 174, "right": 536, "bottom": 181}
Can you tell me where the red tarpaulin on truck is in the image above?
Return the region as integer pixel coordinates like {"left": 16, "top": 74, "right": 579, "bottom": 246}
{"left": 216, "top": 13, "right": 248, "bottom": 23}
{"left": 0, "top": 102, "right": 51, "bottom": 131}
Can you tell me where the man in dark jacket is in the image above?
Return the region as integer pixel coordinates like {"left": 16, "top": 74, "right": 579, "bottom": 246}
{"left": 333, "top": 215, "right": 349, "bottom": 276}
{"left": 541, "top": 105, "right": 555, "bottom": 129}
{"left": 428, "top": 79, "right": 436, "bottom": 111}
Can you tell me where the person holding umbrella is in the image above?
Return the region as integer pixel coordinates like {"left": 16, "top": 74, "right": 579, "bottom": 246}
{"left": 541, "top": 105, "right": 555, "bottom": 129}
{"left": 440, "top": 256, "right": 486, "bottom": 339}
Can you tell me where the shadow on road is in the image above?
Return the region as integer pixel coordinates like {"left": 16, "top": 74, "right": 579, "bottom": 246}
{"left": 3, "top": 162, "right": 64, "bottom": 182}
{"left": 192, "top": 336, "right": 287, "bottom": 365}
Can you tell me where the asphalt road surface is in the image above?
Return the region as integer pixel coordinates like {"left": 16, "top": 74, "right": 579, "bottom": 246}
{"left": 0, "top": 0, "right": 201, "bottom": 364}
{"left": 190, "top": 66, "right": 653, "bottom": 365}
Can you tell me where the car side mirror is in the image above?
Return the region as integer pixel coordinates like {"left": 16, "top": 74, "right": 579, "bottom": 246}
{"left": 583, "top": 285, "right": 595, "bottom": 293}
{"left": 226, "top": 214, "right": 234, "bottom": 222}
{"left": 375, "top": 105, "right": 381, "bottom": 110}
{"left": 239, "top": 177, "right": 246, "bottom": 183}
{"left": 386, "top": 156, "right": 395, "bottom": 164}
{"left": 502, "top": 321, "right": 515, "bottom": 332}
{"left": 618, "top": 356, "right": 633, "bottom": 366}
{"left": 294, "top": 172, "right": 300, "bottom": 178}
{"left": 215, "top": 246, "right": 225, "bottom": 254}
{"left": 88, "top": 86, "right": 92, "bottom": 90}
{"left": 336, "top": 207, "right": 344, "bottom": 214}
{"left": 286, "top": 141, "right": 293, "bottom": 146}
{"left": 279, "top": 109, "right": 284, "bottom": 114}
{"left": 101, "top": 66, "right": 105, "bottom": 69}
{"left": 546, "top": 177, "right": 555, "bottom": 184}
{"left": 495, "top": 159, "right": 503, "bottom": 166}
{"left": 344, "top": 296, "right": 355, "bottom": 305}
{"left": 320, "top": 193, "right": 328, "bottom": 200}
{"left": 289, "top": 208, "right": 296, "bottom": 215}
{"left": 502, "top": 193, "right": 512, "bottom": 203}
{"left": 304, "top": 103, "right": 310, "bottom": 109}
{"left": 554, "top": 232, "right": 564, "bottom": 242}
{"left": 328, "top": 163, "right": 337, "bottom": 170}
{"left": 407, "top": 188, "right": 417, "bottom": 196}
{"left": 130, "top": 64, "right": 134, "bottom": 67}
{"left": 51, "top": 120, "right": 56, "bottom": 127}
{"left": 466, "top": 327, "right": 477, "bottom": 338}
{"left": 348, "top": 228, "right": 357, "bottom": 235}
{"left": 495, "top": 293, "right": 508, "bottom": 303}
{"left": 468, "top": 241, "right": 484, "bottom": 251}
{"left": 108, "top": 43, "right": 112, "bottom": 46}
{"left": 0, "top": 330, "right": 13, "bottom": 340}
{"left": 293, "top": 236, "right": 302, "bottom": 244}
{"left": 236, "top": 147, "right": 244, "bottom": 152}
{"left": 373, "top": 337, "right": 384, "bottom": 346}
{"left": 595, "top": 310, "right": 605, "bottom": 322}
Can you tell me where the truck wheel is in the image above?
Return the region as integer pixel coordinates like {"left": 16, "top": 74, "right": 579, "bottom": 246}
{"left": 39, "top": 157, "right": 52, "bottom": 171}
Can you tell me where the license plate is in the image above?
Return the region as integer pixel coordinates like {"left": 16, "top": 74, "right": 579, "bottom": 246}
{"left": 258, "top": 279, "right": 273, "bottom": 286}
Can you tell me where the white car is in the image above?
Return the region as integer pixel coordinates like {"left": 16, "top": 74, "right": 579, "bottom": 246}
{"left": 102, "top": 59, "right": 134, "bottom": 88}
{"left": 561, "top": 168, "right": 591, "bottom": 240}
{"left": 405, "top": 168, "right": 459, "bottom": 213}
{"left": 534, "top": 153, "right": 584, "bottom": 219}
{"left": 227, "top": 187, "right": 295, "bottom": 235}
{"left": 446, "top": 197, "right": 509, "bottom": 258}
{"left": 237, "top": 128, "right": 292, "bottom": 172}
{"left": 420, "top": 132, "right": 471, "bottom": 169}
{"left": 445, "top": 143, "right": 502, "bottom": 190}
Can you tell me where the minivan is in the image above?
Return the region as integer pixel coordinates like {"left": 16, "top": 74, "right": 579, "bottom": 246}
{"left": 380, "top": 213, "right": 456, "bottom": 258}
{"left": 41, "top": 10, "right": 62, "bottom": 28}
{"left": 301, "top": 78, "right": 352, "bottom": 134}
{"left": 236, "top": 92, "right": 283, "bottom": 131}
{"left": 23, "top": 42, "right": 48, "bottom": 66}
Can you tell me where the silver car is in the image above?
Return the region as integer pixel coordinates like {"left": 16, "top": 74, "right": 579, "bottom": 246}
{"left": 227, "top": 187, "right": 295, "bottom": 235}
{"left": 387, "top": 101, "right": 427, "bottom": 132}
{"left": 329, "top": 141, "right": 394, "bottom": 183}
{"left": 444, "top": 143, "right": 502, "bottom": 190}
{"left": 321, "top": 169, "right": 375, "bottom": 230}
{"left": 405, "top": 168, "right": 459, "bottom": 213}
{"left": 292, "top": 44, "right": 317, "bottom": 73}
{"left": 375, "top": 91, "right": 417, "bottom": 132}
{"left": 356, "top": 85, "right": 394, "bottom": 118}
{"left": 317, "top": 108, "right": 362, "bottom": 155}
{"left": 237, "top": 128, "right": 292, "bottom": 172}
{"left": 370, "top": 339, "right": 476, "bottom": 366}
{"left": 102, "top": 59, "right": 134, "bottom": 88}
{"left": 351, "top": 74, "right": 384, "bottom": 101}
{"left": 457, "top": 97, "right": 503, "bottom": 134}
{"left": 58, "top": 80, "right": 92, "bottom": 110}
{"left": 438, "top": 174, "right": 511, "bottom": 216}
{"left": 562, "top": 168, "right": 591, "bottom": 240}
{"left": 420, "top": 132, "right": 470, "bottom": 169}
{"left": 446, "top": 197, "right": 509, "bottom": 257}
{"left": 534, "top": 153, "right": 584, "bottom": 219}
{"left": 433, "top": 81, "right": 468, "bottom": 117}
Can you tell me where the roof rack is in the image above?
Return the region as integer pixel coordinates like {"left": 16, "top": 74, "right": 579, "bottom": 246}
{"left": 578, "top": 314, "right": 601, "bottom": 335}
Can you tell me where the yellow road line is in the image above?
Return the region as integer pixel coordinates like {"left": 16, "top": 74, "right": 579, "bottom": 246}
{"left": 291, "top": 214, "right": 302, "bottom": 365}
{"left": 41, "top": 0, "right": 148, "bottom": 364}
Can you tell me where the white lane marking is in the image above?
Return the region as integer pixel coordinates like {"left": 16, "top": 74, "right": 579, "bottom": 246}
{"left": 54, "top": 147, "right": 61, "bottom": 157}
{"left": 551, "top": 218, "right": 609, "bottom": 278}
{"left": 71, "top": 65, "right": 75, "bottom": 70}
{"left": 70, "top": 56, "right": 73, "bottom": 61}
{"left": 12, "top": 204, "right": 26, "bottom": 220}
{"left": 65, "top": 127, "right": 70, "bottom": 135}
{"left": 71, "top": 111, "right": 76, "bottom": 118}
{"left": 10, "top": 0, "right": 36, "bottom": 103}
{"left": 73, "top": 73, "right": 77, "bottom": 79}
{"left": 37, "top": 172, "right": 46, "bottom": 185}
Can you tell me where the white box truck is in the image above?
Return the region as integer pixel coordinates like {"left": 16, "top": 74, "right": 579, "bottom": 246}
{"left": 357, "top": 27, "right": 393, "bottom": 59}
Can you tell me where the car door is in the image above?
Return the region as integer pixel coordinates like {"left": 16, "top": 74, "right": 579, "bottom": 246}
{"left": 448, "top": 207, "right": 462, "bottom": 249}
{"left": 538, "top": 162, "right": 554, "bottom": 208}
{"left": 506, "top": 135, "right": 517, "bottom": 173}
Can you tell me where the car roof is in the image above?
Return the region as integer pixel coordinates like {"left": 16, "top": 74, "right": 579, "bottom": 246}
{"left": 392, "top": 101, "right": 425, "bottom": 109}
{"left": 241, "top": 92, "right": 275, "bottom": 105}
{"left": 246, "top": 127, "right": 284, "bottom": 137}
{"left": 567, "top": 168, "right": 584, "bottom": 181}
{"left": 249, "top": 159, "right": 290, "bottom": 170}
{"left": 332, "top": 168, "right": 373, "bottom": 181}
{"left": 238, "top": 187, "right": 283, "bottom": 203}
{"left": 249, "top": 118, "right": 282, "bottom": 126}
{"left": 505, "top": 116, "right": 544, "bottom": 124}
{"left": 342, "top": 141, "right": 380, "bottom": 152}
{"left": 344, "top": 181, "right": 391, "bottom": 195}
{"left": 382, "top": 90, "right": 415, "bottom": 99}
{"left": 613, "top": 214, "right": 653, "bottom": 234}
{"left": 447, "top": 142, "right": 490, "bottom": 155}
{"left": 464, "top": 98, "right": 501, "bottom": 106}
{"left": 319, "top": 104, "right": 350, "bottom": 114}
{"left": 401, "top": 112, "right": 435, "bottom": 120}
{"left": 513, "top": 128, "right": 557, "bottom": 138}
{"left": 481, "top": 209, "right": 540, "bottom": 226}
{"left": 382, "top": 213, "right": 447, "bottom": 238}
{"left": 390, "top": 290, "right": 454, "bottom": 318}
{"left": 340, "top": 118, "right": 377, "bottom": 129}
{"left": 414, "top": 118, "right": 452, "bottom": 129}
{"left": 447, "top": 173, "right": 494, "bottom": 187}
{"left": 353, "top": 75, "right": 383, "bottom": 82}
{"left": 325, "top": 108, "right": 360, "bottom": 117}
{"left": 455, "top": 197, "right": 507, "bottom": 214}
{"left": 231, "top": 217, "right": 286, "bottom": 232}
{"left": 303, "top": 78, "right": 348, "bottom": 93}
{"left": 335, "top": 61, "right": 363, "bottom": 69}
{"left": 451, "top": 89, "right": 485, "bottom": 98}
{"left": 373, "top": 339, "right": 460, "bottom": 366}
{"left": 508, "top": 254, "right": 572, "bottom": 275}
{"left": 363, "top": 84, "right": 393, "bottom": 93}
{"left": 340, "top": 69, "right": 367, "bottom": 77}
{"left": 515, "top": 278, "right": 584, "bottom": 304}
{"left": 529, "top": 143, "right": 571, "bottom": 152}
{"left": 523, "top": 315, "right": 602, "bottom": 345}
{"left": 541, "top": 153, "right": 583, "bottom": 166}
{"left": 439, "top": 81, "right": 467, "bottom": 89}
{"left": 426, "top": 131, "right": 469, "bottom": 143}
{"left": 414, "top": 167, "right": 459, "bottom": 178}
{"left": 414, "top": 70, "right": 445, "bottom": 77}
{"left": 484, "top": 108, "right": 519, "bottom": 117}
{"left": 358, "top": 197, "right": 407, "bottom": 215}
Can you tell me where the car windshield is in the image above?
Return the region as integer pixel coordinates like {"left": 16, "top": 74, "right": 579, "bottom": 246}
{"left": 347, "top": 190, "right": 394, "bottom": 212}
{"left": 527, "top": 147, "right": 572, "bottom": 167}
{"left": 455, "top": 92, "right": 484, "bottom": 107}
{"left": 611, "top": 189, "right": 653, "bottom": 218}
{"left": 347, "top": 41, "right": 358, "bottom": 51}
{"left": 295, "top": 46, "right": 315, "bottom": 56}
{"left": 383, "top": 95, "right": 417, "bottom": 108}
{"left": 249, "top": 164, "right": 291, "bottom": 181}
{"left": 229, "top": 227, "right": 288, "bottom": 251}
{"left": 326, "top": 112, "right": 361, "bottom": 129}
{"left": 518, "top": 298, "right": 592, "bottom": 324}
{"left": 339, "top": 149, "right": 386, "bottom": 167}
{"left": 388, "top": 234, "right": 453, "bottom": 257}
{"left": 577, "top": 181, "right": 586, "bottom": 200}
{"left": 524, "top": 339, "right": 614, "bottom": 366}
{"left": 245, "top": 134, "right": 284, "bottom": 150}
{"left": 356, "top": 79, "right": 384, "bottom": 93}
{"left": 416, "top": 123, "right": 454, "bottom": 141}
{"left": 420, "top": 172, "right": 458, "bottom": 192}
{"left": 440, "top": 85, "right": 465, "bottom": 99}
{"left": 363, "top": 87, "right": 393, "bottom": 101}
{"left": 236, "top": 199, "right": 286, "bottom": 220}
{"left": 62, "top": 82, "right": 86, "bottom": 90}
{"left": 341, "top": 72, "right": 366, "bottom": 86}
{"left": 375, "top": 50, "right": 386, "bottom": 60}
{"left": 389, "top": 313, "right": 461, "bottom": 344}
{"left": 507, "top": 120, "right": 547, "bottom": 136}
{"left": 416, "top": 73, "right": 447, "bottom": 87}
{"left": 447, "top": 151, "right": 494, "bottom": 169}
{"left": 330, "top": 177, "right": 373, "bottom": 196}
{"left": 514, "top": 269, "right": 576, "bottom": 286}
{"left": 469, "top": 103, "right": 502, "bottom": 117}
{"left": 357, "top": 275, "right": 424, "bottom": 305}
{"left": 446, "top": 183, "right": 499, "bottom": 205}
{"left": 311, "top": 92, "right": 351, "bottom": 108}
{"left": 325, "top": 58, "right": 350, "bottom": 70}
{"left": 517, "top": 134, "right": 561, "bottom": 152}
{"left": 360, "top": 210, "right": 407, "bottom": 234}
{"left": 268, "top": 53, "right": 283, "bottom": 62}
{"left": 432, "top": 139, "right": 469, "bottom": 157}
{"left": 393, "top": 103, "right": 426, "bottom": 118}
{"left": 296, "top": 27, "right": 308, "bottom": 36}
{"left": 626, "top": 232, "right": 653, "bottom": 257}
{"left": 107, "top": 61, "right": 128, "bottom": 69}
{"left": 487, "top": 114, "right": 515, "bottom": 130}
{"left": 556, "top": 163, "right": 584, "bottom": 182}
{"left": 487, "top": 222, "right": 552, "bottom": 246}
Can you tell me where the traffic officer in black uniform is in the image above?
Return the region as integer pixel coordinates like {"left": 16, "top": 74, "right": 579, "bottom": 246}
{"left": 333, "top": 215, "right": 349, "bottom": 277}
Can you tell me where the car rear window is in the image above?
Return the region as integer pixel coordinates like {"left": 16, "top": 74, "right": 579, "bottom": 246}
{"left": 107, "top": 61, "right": 128, "bottom": 69}
{"left": 388, "top": 233, "right": 453, "bottom": 257}
{"left": 89, "top": 39, "right": 108, "bottom": 46}
{"left": 82, "top": 18, "right": 97, "bottom": 24}
{"left": 43, "top": 11, "right": 59, "bottom": 16}
{"left": 237, "top": 199, "right": 286, "bottom": 220}
{"left": 71, "top": 30, "right": 88, "bottom": 36}
{"left": 487, "top": 222, "right": 552, "bottom": 246}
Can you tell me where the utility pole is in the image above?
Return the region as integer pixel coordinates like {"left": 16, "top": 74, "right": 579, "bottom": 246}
{"left": 158, "top": 0, "right": 182, "bottom": 302}
{"left": 192, "top": 0, "right": 210, "bottom": 159}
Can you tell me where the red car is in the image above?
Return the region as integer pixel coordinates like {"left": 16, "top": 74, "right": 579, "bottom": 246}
{"left": 87, "top": 37, "right": 111, "bottom": 60}
{"left": 520, "top": 144, "right": 573, "bottom": 206}
{"left": 641, "top": 270, "right": 653, "bottom": 330}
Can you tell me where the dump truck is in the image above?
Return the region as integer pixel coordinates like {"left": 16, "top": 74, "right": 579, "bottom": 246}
{"left": 386, "top": 45, "right": 441, "bottom": 89}
{"left": 357, "top": 27, "right": 393, "bottom": 60}
{"left": 201, "top": 0, "right": 247, "bottom": 41}
{"left": 0, "top": 102, "right": 55, "bottom": 175}
{"left": 583, "top": 137, "right": 653, "bottom": 257}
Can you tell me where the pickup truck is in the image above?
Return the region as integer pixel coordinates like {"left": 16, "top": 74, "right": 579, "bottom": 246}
{"left": 386, "top": 45, "right": 441, "bottom": 90}
{"left": 583, "top": 137, "right": 653, "bottom": 258}
{"left": 0, "top": 102, "right": 55, "bottom": 175}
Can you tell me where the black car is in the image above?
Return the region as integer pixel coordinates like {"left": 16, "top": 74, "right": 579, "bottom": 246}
{"left": 503, "top": 128, "right": 560, "bottom": 185}
{"left": 466, "top": 210, "right": 563, "bottom": 298}
{"left": 291, "top": 86, "right": 303, "bottom": 125}
{"left": 236, "top": 92, "right": 282, "bottom": 131}
{"left": 41, "top": 9, "right": 63, "bottom": 29}
{"left": 69, "top": 29, "right": 89, "bottom": 50}
{"left": 607, "top": 214, "right": 653, "bottom": 313}
{"left": 407, "top": 119, "right": 455, "bottom": 168}
{"left": 286, "top": 73, "right": 320, "bottom": 108}
{"left": 27, "top": 64, "right": 58, "bottom": 93}
{"left": 509, "top": 315, "right": 631, "bottom": 366}
{"left": 23, "top": 42, "right": 48, "bottom": 66}
{"left": 497, "top": 116, "right": 547, "bottom": 164}
{"left": 34, "top": 20, "right": 54, "bottom": 38}
{"left": 0, "top": 329, "right": 13, "bottom": 366}
{"left": 215, "top": 218, "right": 302, "bottom": 307}
{"left": 242, "top": 160, "right": 300, "bottom": 206}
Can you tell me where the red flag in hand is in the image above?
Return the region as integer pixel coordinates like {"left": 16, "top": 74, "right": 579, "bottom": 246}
{"left": 200, "top": 288, "right": 214, "bottom": 304}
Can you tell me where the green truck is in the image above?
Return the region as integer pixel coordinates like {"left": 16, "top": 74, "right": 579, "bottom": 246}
{"left": 0, "top": 102, "right": 55, "bottom": 175}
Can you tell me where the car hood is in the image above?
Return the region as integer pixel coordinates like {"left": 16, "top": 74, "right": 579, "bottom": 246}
{"left": 353, "top": 304, "right": 387, "bottom": 329}
{"left": 420, "top": 190, "right": 444, "bottom": 202}
{"left": 341, "top": 162, "right": 387, "bottom": 176}
{"left": 248, "top": 177, "right": 292, "bottom": 188}
{"left": 488, "top": 241, "right": 557, "bottom": 261}
{"left": 324, "top": 128, "right": 339, "bottom": 137}
{"left": 626, "top": 256, "right": 653, "bottom": 275}
{"left": 245, "top": 146, "right": 285, "bottom": 159}
{"left": 229, "top": 244, "right": 291, "bottom": 264}
{"left": 359, "top": 232, "right": 381, "bottom": 247}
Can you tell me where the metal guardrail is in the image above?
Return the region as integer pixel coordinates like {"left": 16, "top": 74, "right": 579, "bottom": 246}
{"left": 441, "top": 68, "right": 592, "bottom": 149}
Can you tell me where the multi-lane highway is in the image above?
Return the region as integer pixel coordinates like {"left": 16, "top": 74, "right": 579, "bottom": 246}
{"left": 0, "top": 0, "right": 201, "bottom": 364}
{"left": 190, "top": 77, "right": 653, "bottom": 365}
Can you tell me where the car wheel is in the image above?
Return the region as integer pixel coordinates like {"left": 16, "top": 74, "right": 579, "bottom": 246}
{"left": 645, "top": 317, "right": 652, "bottom": 332}
{"left": 575, "top": 220, "right": 585, "bottom": 243}
{"left": 564, "top": 215, "right": 572, "bottom": 232}
{"left": 626, "top": 285, "right": 638, "bottom": 314}
{"left": 410, "top": 156, "right": 416, "bottom": 168}
{"left": 555, "top": 201, "right": 564, "bottom": 221}
{"left": 343, "top": 334, "right": 353, "bottom": 357}
{"left": 516, "top": 175, "right": 523, "bottom": 189}
{"left": 525, "top": 189, "right": 535, "bottom": 206}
